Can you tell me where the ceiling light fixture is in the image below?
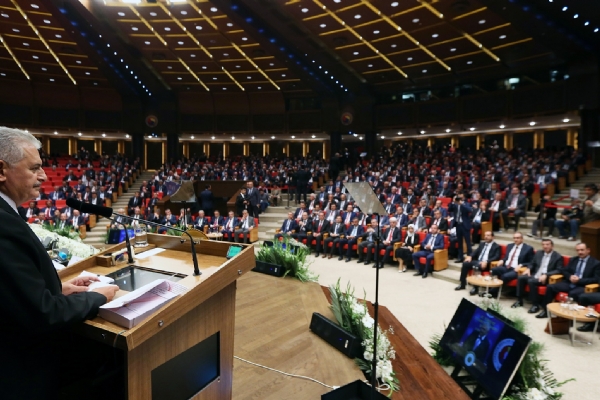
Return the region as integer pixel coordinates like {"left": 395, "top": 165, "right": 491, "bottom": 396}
{"left": 446, "top": 129, "right": 451, "bottom": 133}
{"left": 271, "top": 136, "right": 276, "bottom": 139}
{"left": 397, "top": 131, "right": 402, "bottom": 135}
{"left": 125, "top": 134, "right": 130, "bottom": 138}
{"left": 529, "top": 122, "right": 536, "bottom": 126}
{"left": 499, "top": 124, "right": 505, "bottom": 129}
{"left": 191, "top": 135, "right": 194, "bottom": 139}
{"left": 102, "top": 133, "right": 106, "bottom": 137}
{"left": 563, "top": 118, "right": 570, "bottom": 123}
{"left": 470, "top": 127, "right": 475, "bottom": 131}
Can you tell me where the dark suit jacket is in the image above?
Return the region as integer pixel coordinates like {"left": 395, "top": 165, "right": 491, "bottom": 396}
{"left": 429, "top": 217, "right": 448, "bottom": 231}
{"left": 0, "top": 197, "right": 105, "bottom": 398}
{"left": 529, "top": 250, "right": 563, "bottom": 276}
{"left": 421, "top": 233, "right": 445, "bottom": 251}
{"left": 501, "top": 243, "right": 535, "bottom": 267}
{"left": 199, "top": 189, "right": 214, "bottom": 211}
{"left": 381, "top": 226, "right": 401, "bottom": 245}
{"left": 280, "top": 219, "right": 299, "bottom": 233}
{"left": 464, "top": 330, "right": 491, "bottom": 362}
{"left": 471, "top": 242, "right": 501, "bottom": 263}
{"left": 449, "top": 201, "right": 473, "bottom": 229}
{"left": 557, "top": 256, "right": 600, "bottom": 287}
{"left": 344, "top": 225, "right": 364, "bottom": 239}
{"left": 311, "top": 219, "right": 330, "bottom": 234}
{"left": 246, "top": 187, "right": 260, "bottom": 206}
{"left": 328, "top": 222, "right": 346, "bottom": 236}
{"left": 506, "top": 194, "right": 527, "bottom": 211}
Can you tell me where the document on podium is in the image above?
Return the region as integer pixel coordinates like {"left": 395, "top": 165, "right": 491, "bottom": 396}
{"left": 99, "top": 279, "right": 188, "bottom": 329}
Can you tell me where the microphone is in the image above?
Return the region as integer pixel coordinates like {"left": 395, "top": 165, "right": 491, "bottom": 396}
{"left": 66, "top": 198, "right": 201, "bottom": 276}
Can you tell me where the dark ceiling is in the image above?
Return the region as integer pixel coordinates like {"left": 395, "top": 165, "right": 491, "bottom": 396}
{"left": 0, "top": 0, "right": 598, "bottom": 98}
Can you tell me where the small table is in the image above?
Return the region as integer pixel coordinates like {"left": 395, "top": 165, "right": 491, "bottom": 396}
{"left": 206, "top": 232, "right": 223, "bottom": 241}
{"left": 546, "top": 302, "right": 599, "bottom": 346}
{"left": 467, "top": 275, "right": 504, "bottom": 299}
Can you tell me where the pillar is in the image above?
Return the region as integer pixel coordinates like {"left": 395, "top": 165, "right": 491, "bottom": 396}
{"left": 203, "top": 143, "right": 210, "bottom": 157}
{"left": 68, "top": 138, "right": 77, "bottom": 156}
{"left": 475, "top": 133, "right": 484, "bottom": 150}
{"left": 263, "top": 142, "right": 270, "bottom": 156}
{"left": 504, "top": 132, "right": 513, "bottom": 151}
{"left": 302, "top": 142, "right": 309, "bottom": 157}
{"left": 118, "top": 139, "right": 125, "bottom": 154}
{"left": 94, "top": 139, "right": 102, "bottom": 155}
{"left": 182, "top": 142, "right": 190, "bottom": 158}
{"left": 533, "top": 129, "right": 544, "bottom": 149}
{"left": 243, "top": 141, "right": 250, "bottom": 156}
{"left": 166, "top": 132, "right": 179, "bottom": 162}
{"left": 284, "top": 142, "right": 290, "bottom": 156}
{"left": 451, "top": 136, "right": 459, "bottom": 149}
{"left": 162, "top": 142, "right": 167, "bottom": 164}
{"left": 41, "top": 136, "right": 50, "bottom": 154}
{"left": 223, "top": 142, "right": 229, "bottom": 158}
{"left": 567, "top": 128, "right": 576, "bottom": 147}
{"left": 427, "top": 138, "right": 434, "bottom": 148}
{"left": 323, "top": 141, "right": 330, "bottom": 160}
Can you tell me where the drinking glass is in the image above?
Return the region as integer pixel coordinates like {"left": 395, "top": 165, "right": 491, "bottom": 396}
{"left": 135, "top": 225, "right": 148, "bottom": 247}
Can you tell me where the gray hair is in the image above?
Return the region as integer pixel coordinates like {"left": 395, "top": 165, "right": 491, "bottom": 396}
{"left": 0, "top": 127, "right": 41, "bottom": 165}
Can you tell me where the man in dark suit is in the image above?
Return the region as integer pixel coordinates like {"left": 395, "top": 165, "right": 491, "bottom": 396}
{"left": 323, "top": 215, "right": 345, "bottom": 259}
{"left": 340, "top": 217, "right": 364, "bottom": 262}
{"left": 275, "top": 212, "right": 298, "bottom": 239}
{"left": 487, "top": 192, "right": 504, "bottom": 232}
{"left": 158, "top": 208, "right": 178, "bottom": 233}
{"left": 295, "top": 164, "right": 311, "bottom": 204}
{"left": 456, "top": 231, "right": 501, "bottom": 293}
{"left": 513, "top": 239, "right": 563, "bottom": 312}
{"left": 128, "top": 191, "right": 144, "bottom": 216}
{"left": 222, "top": 211, "right": 238, "bottom": 242}
{"left": 194, "top": 210, "right": 208, "bottom": 231}
{"left": 291, "top": 211, "right": 312, "bottom": 243}
{"left": 377, "top": 217, "right": 401, "bottom": 268}
{"left": 308, "top": 211, "right": 330, "bottom": 257}
{"left": 199, "top": 184, "right": 214, "bottom": 218}
{"left": 412, "top": 224, "right": 445, "bottom": 278}
{"left": 357, "top": 219, "right": 379, "bottom": 264}
{"left": 462, "top": 318, "right": 492, "bottom": 364}
{"left": 489, "top": 232, "right": 535, "bottom": 297}
{"left": 536, "top": 242, "right": 600, "bottom": 318}
{"left": 208, "top": 210, "right": 225, "bottom": 233}
{"left": 246, "top": 181, "right": 260, "bottom": 219}
{"left": 501, "top": 187, "right": 527, "bottom": 231}
{"left": 0, "top": 127, "right": 119, "bottom": 399}
{"left": 294, "top": 202, "right": 307, "bottom": 220}
{"left": 448, "top": 195, "right": 472, "bottom": 262}
{"left": 428, "top": 209, "right": 448, "bottom": 232}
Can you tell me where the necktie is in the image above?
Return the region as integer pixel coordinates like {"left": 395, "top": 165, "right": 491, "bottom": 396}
{"left": 318, "top": 221, "right": 323, "bottom": 233}
{"left": 387, "top": 228, "right": 393, "bottom": 241}
{"left": 507, "top": 245, "right": 519, "bottom": 268}
{"left": 335, "top": 223, "right": 339, "bottom": 233}
{"left": 228, "top": 219, "right": 233, "bottom": 229}
{"left": 457, "top": 205, "right": 462, "bottom": 223}
{"left": 492, "top": 201, "right": 498, "bottom": 210}
{"left": 575, "top": 259, "right": 584, "bottom": 278}
{"left": 351, "top": 226, "right": 357, "bottom": 237}
{"left": 511, "top": 197, "right": 518, "bottom": 208}
{"left": 346, "top": 213, "right": 351, "bottom": 224}
{"left": 286, "top": 220, "right": 290, "bottom": 231}
{"left": 46, "top": 209, "right": 50, "bottom": 218}
{"left": 536, "top": 253, "right": 551, "bottom": 279}
{"left": 428, "top": 235, "right": 435, "bottom": 248}
{"left": 478, "top": 243, "right": 488, "bottom": 261}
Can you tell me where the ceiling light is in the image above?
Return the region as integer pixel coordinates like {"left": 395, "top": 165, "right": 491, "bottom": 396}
{"left": 373, "top": 30, "right": 380, "bottom": 34}
{"left": 76, "top": 60, "right": 82, "bottom": 64}
{"left": 54, "top": 131, "right": 58, "bottom": 135}
{"left": 407, "top": 57, "right": 413, "bottom": 61}
{"left": 223, "top": 53, "right": 229, "bottom": 56}
{"left": 49, "top": 78, "right": 54, "bottom": 82}
{"left": 269, "top": 63, "right": 275, "bottom": 66}
{"left": 529, "top": 122, "right": 536, "bottom": 126}
{"left": 499, "top": 35, "right": 507, "bottom": 39}
{"left": 196, "top": 25, "right": 202, "bottom": 30}
{"left": 177, "top": 77, "right": 182, "bottom": 80}
{"left": 301, "top": 8, "right": 309, "bottom": 13}
{"left": 12, "top": 28, "right": 19, "bottom": 32}
{"left": 144, "top": 41, "right": 150, "bottom": 45}
{"left": 397, "top": 131, "right": 403, "bottom": 135}
{"left": 595, "top": 28, "right": 599, "bottom": 33}
{"left": 446, "top": 129, "right": 451, "bottom": 133}
{"left": 32, "top": 55, "right": 38, "bottom": 59}
{"left": 227, "top": 23, "right": 233, "bottom": 27}
{"left": 132, "top": 27, "right": 138, "bottom": 31}
{"left": 31, "top": 4, "right": 39, "bottom": 8}
{"left": 420, "top": 130, "right": 425, "bottom": 134}
{"left": 467, "top": 61, "right": 473, "bottom": 65}
{"left": 391, "top": 1, "right": 399, "bottom": 6}
{"left": 41, "top": 67, "right": 46, "bottom": 71}
{"left": 125, "top": 134, "right": 130, "bottom": 138}
{"left": 499, "top": 124, "right": 505, "bottom": 129}
{"left": 191, "top": 54, "right": 196, "bottom": 58}
{"left": 432, "top": 33, "right": 439, "bottom": 38}
{"left": 359, "top": 137, "right": 363, "bottom": 140}
{"left": 148, "top": 135, "right": 152, "bottom": 139}
{"left": 353, "top": 51, "right": 359, "bottom": 55}
{"left": 311, "top": 135, "right": 316, "bottom": 139}
{"left": 77, "top": 132, "right": 82, "bottom": 136}
{"left": 469, "top": 127, "right": 475, "bottom": 131}
{"left": 563, "top": 118, "right": 570, "bottom": 123}
{"left": 242, "top": 37, "right": 248, "bottom": 41}
{"left": 391, "top": 44, "right": 397, "bottom": 48}
{"left": 178, "top": 41, "right": 184, "bottom": 45}
{"left": 412, "top": 18, "right": 419, "bottom": 23}
{"left": 210, "top": 7, "right": 218, "bottom": 12}
{"left": 150, "top": 12, "right": 157, "bottom": 17}
{"left": 164, "top": 27, "right": 171, "bottom": 31}
{"left": 257, "top": 86, "right": 261, "bottom": 89}
{"left": 223, "top": 87, "right": 227, "bottom": 90}
{"left": 102, "top": 133, "right": 106, "bottom": 137}
{"left": 251, "top": 136, "right": 255, "bottom": 140}
{"left": 271, "top": 136, "right": 276, "bottom": 139}
{"left": 479, "top": 20, "right": 486, "bottom": 24}
{"left": 320, "top": 24, "right": 326, "bottom": 28}
{"left": 202, "top": 66, "right": 207, "bottom": 69}
{"left": 585, "top": 21, "right": 590, "bottom": 26}
{"left": 291, "top": 135, "right": 295, "bottom": 139}
{"left": 181, "top": 10, "right": 187, "bottom": 15}
{"left": 190, "top": 135, "right": 194, "bottom": 139}
{"left": 23, "top": 42, "right": 29, "bottom": 46}
{"left": 168, "top": 66, "right": 172, "bottom": 69}
{"left": 231, "top": 136, "right": 235, "bottom": 140}
{"left": 381, "top": 135, "right": 385, "bottom": 139}
{"left": 573, "top": 14, "right": 578, "bottom": 19}
{"left": 281, "top": 74, "right": 286, "bottom": 77}
{"left": 355, "top": 14, "right": 361, "bottom": 19}
{"left": 213, "top": 77, "right": 217, "bottom": 80}
{"left": 368, "top": 64, "right": 373, "bottom": 68}
{"left": 85, "top": 72, "right": 90, "bottom": 75}
{"left": 422, "top": 69, "right": 427, "bottom": 73}
{"left": 562, "top": 6, "right": 567, "bottom": 11}
{"left": 450, "top": 48, "right": 456, "bottom": 52}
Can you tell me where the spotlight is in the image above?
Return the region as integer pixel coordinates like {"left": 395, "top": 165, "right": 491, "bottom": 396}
{"left": 562, "top": 118, "right": 570, "bottom": 123}
{"left": 469, "top": 127, "right": 475, "bottom": 131}
{"left": 397, "top": 132, "right": 403, "bottom": 135}
{"left": 420, "top": 130, "right": 425, "bottom": 134}
{"left": 529, "top": 122, "right": 536, "bottom": 126}
{"left": 211, "top": 136, "right": 215, "bottom": 140}
{"left": 291, "top": 135, "right": 295, "bottom": 139}
{"left": 78, "top": 132, "right": 82, "bottom": 136}
{"left": 125, "top": 134, "right": 130, "bottom": 138}
{"left": 191, "top": 135, "right": 195, "bottom": 139}
{"left": 499, "top": 125, "right": 505, "bottom": 129}
{"left": 446, "top": 129, "right": 451, "bottom": 133}
{"left": 271, "top": 136, "right": 275, "bottom": 139}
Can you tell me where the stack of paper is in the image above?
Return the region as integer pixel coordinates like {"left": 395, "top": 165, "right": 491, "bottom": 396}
{"left": 77, "top": 270, "right": 115, "bottom": 291}
{"left": 99, "top": 279, "right": 188, "bottom": 329}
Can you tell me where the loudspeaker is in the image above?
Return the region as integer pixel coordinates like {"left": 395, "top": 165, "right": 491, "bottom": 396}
{"left": 309, "top": 313, "right": 362, "bottom": 359}
{"left": 252, "top": 260, "right": 286, "bottom": 277}
{"left": 321, "top": 380, "right": 387, "bottom": 400}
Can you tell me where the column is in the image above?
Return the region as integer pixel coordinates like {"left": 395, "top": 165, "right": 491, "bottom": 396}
{"left": 504, "top": 132, "right": 513, "bottom": 151}
{"left": 223, "top": 142, "right": 229, "bottom": 158}
{"left": 302, "top": 142, "right": 309, "bottom": 157}
{"left": 203, "top": 143, "right": 210, "bottom": 157}
{"left": 323, "top": 141, "right": 330, "bottom": 160}
{"left": 94, "top": 139, "right": 102, "bottom": 155}
{"left": 68, "top": 138, "right": 77, "bottom": 156}
{"left": 533, "top": 129, "right": 544, "bottom": 149}
{"left": 475, "top": 133, "right": 484, "bottom": 150}
{"left": 263, "top": 142, "right": 270, "bottom": 157}
{"left": 427, "top": 138, "right": 434, "bottom": 148}
{"left": 451, "top": 136, "right": 459, "bottom": 149}
{"left": 243, "top": 141, "right": 250, "bottom": 156}
{"left": 162, "top": 142, "right": 167, "bottom": 165}
{"left": 41, "top": 136, "right": 50, "bottom": 154}
{"left": 183, "top": 142, "right": 190, "bottom": 158}
{"left": 284, "top": 142, "right": 290, "bottom": 157}
{"left": 118, "top": 139, "right": 125, "bottom": 154}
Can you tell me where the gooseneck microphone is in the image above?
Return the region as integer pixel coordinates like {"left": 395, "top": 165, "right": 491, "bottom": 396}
{"left": 66, "top": 198, "right": 201, "bottom": 276}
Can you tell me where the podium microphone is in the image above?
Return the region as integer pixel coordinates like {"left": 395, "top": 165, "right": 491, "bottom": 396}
{"left": 66, "top": 199, "right": 201, "bottom": 276}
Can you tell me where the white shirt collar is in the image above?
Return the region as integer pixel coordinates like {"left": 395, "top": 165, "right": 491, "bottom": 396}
{"left": 0, "top": 191, "right": 19, "bottom": 215}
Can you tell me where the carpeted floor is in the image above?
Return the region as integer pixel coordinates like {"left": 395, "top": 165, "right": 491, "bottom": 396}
{"left": 308, "top": 254, "right": 599, "bottom": 400}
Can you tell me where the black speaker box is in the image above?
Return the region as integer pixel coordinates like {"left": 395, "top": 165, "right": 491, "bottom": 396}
{"left": 321, "top": 380, "right": 387, "bottom": 400}
{"left": 309, "top": 313, "right": 362, "bottom": 359}
{"left": 252, "top": 260, "right": 286, "bottom": 277}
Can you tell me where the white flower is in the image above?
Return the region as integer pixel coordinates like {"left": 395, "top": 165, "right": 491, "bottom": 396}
{"left": 28, "top": 223, "right": 99, "bottom": 260}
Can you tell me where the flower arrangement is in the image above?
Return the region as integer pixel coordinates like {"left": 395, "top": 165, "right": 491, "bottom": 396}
{"left": 429, "top": 299, "right": 573, "bottom": 400}
{"left": 29, "top": 223, "right": 100, "bottom": 259}
{"left": 255, "top": 236, "right": 317, "bottom": 282}
{"left": 329, "top": 280, "right": 399, "bottom": 396}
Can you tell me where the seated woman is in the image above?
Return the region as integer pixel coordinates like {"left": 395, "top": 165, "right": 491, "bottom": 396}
{"left": 395, "top": 224, "right": 420, "bottom": 273}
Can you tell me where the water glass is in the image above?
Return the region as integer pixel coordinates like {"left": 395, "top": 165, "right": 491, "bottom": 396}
{"left": 135, "top": 225, "right": 148, "bottom": 247}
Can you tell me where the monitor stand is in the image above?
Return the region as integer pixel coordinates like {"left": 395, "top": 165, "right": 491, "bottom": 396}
{"left": 450, "top": 365, "right": 494, "bottom": 400}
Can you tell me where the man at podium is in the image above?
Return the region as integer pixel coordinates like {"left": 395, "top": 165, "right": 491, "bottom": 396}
{"left": 0, "top": 127, "right": 119, "bottom": 399}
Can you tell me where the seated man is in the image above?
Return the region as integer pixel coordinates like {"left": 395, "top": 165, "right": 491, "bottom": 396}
{"left": 307, "top": 211, "right": 330, "bottom": 257}
{"left": 40, "top": 200, "right": 57, "bottom": 221}
{"left": 412, "top": 224, "right": 444, "bottom": 278}
{"left": 554, "top": 198, "right": 583, "bottom": 241}
{"left": 130, "top": 207, "right": 145, "bottom": 226}
{"left": 489, "top": 232, "right": 535, "bottom": 297}
{"left": 339, "top": 217, "right": 363, "bottom": 262}
{"left": 378, "top": 217, "right": 401, "bottom": 268}
{"left": 527, "top": 195, "right": 557, "bottom": 238}
{"left": 323, "top": 215, "right": 345, "bottom": 259}
{"left": 111, "top": 208, "right": 129, "bottom": 228}
{"left": 275, "top": 212, "right": 298, "bottom": 239}
{"left": 235, "top": 209, "right": 255, "bottom": 244}
{"left": 33, "top": 211, "right": 49, "bottom": 225}
{"left": 513, "top": 239, "right": 563, "bottom": 312}
{"left": 208, "top": 210, "right": 224, "bottom": 233}
{"left": 70, "top": 210, "right": 85, "bottom": 231}
{"left": 455, "top": 231, "right": 501, "bottom": 293}
{"left": 221, "top": 211, "right": 237, "bottom": 242}
{"left": 536, "top": 242, "right": 600, "bottom": 318}
{"left": 501, "top": 187, "right": 526, "bottom": 232}
{"left": 291, "top": 211, "right": 312, "bottom": 243}
{"left": 177, "top": 208, "right": 193, "bottom": 229}
{"left": 429, "top": 209, "right": 448, "bottom": 232}
{"left": 357, "top": 220, "right": 379, "bottom": 264}
{"left": 576, "top": 292, "right": 600, "bottom": 332}
{"left": 157, "top": 208, "right": 177, "bottom": 234}
{"left": 194, "top": 210, "right": 208, "bottom": 231}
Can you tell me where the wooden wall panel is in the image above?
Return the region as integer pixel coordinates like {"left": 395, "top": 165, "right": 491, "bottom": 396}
{"left": 213, "top": 93, "right": 249, "bottom": 115}
{"left": 34, "top": 83, "right": 80, "bottom": 109}
{"left": 178, "top": 92, "right": 214, "bottom": 114}
{"left": 248, "top": 92, "right": 285, "bottom": 114}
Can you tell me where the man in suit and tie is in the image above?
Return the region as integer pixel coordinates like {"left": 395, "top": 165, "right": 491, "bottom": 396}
{"left": 536, "top": 242, "right": 600, "bottom": 318}
{"left": 209, "top": 210, "right": 225, "bottom": 233}
{"left": 489, "top": 232, "right": 535, "bottom": 297}
{"left": 395, "top": 207, "right": 409, "bottom": 228}
{"left": 513, "top": 239, "right": 563, "bottom": 312}
{"left": 428, "top": 209, "right": 448, "bottom": 232}
{"left": 128, "top": 191, "right": 143, "bottom": 216}
{"left": 340, "top": 217, "right": 364, "bottom": 262}
{"left": 275, "top": 212, "right": 298, "bottom": 239}
{"left": 501, "top": 186, "right": 527, "bottom": 231}
{"left": 412, "top": 224, "right": 445, "bottom": 278}
{"left": 158, "top": 208, "right": 177, "bottom": 234}
{"left": 291, "top": 211, "right": 312, "bottom": 243}
{"left": 357, "top": 219, "right": 379, "bottom": 265}
{"left": 449, "top": 195, "right": 473, "bottom": 262}
{"left": 246, "top": 181, "right": 260, "bottom": 219}
{"left": 456, "top": 231, "right": 501, "bottom": 293}
{"left": 487, "top": 192, "right": 505, "bottom": 232}
{"left": 222, "top": 211, "right": 238, "bottom": 242}
{"left": 235, "top": 209, "right": 255, "bottom": 244}
{"left": 41, "top": 200, "right": 57, "bottom": 221}
{"left": 294, "top": 202, "right": 307, "bottom": 220}
{"left": 324, "top": 215, "right": 345, "bottom": 259}
{"left": 69, "top": 210, "right": 84, "bottom": 231}
{"left": 325, "top": 203, "right": 340, "bottom": 223}
{"left": 377, "top": 217, "right": 401, "bottom": 268}
{"left": 308, "top": 211, "right": 330, "bottom": 257}
{"left": 342, "top": 204, "right": 356, "bottom": 226}
{"left": 199, "top": 184, "right": 214, "bottom": 218}
{"left": 194, "top": 210, "right": 208, "bottom": 231}
{"left": 48, "top": 185, "right": 65, "bottom": 201}
{"left": 383, "top": 197, "right": 396, "bottom": 215}
{"left": 462, "top": 318, "right": 492, "bottom": 364}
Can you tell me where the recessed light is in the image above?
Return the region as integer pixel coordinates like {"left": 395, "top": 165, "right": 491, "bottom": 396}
{"left": 529, "top": 122, "right": 536, "bottom": 126}
{"left": 23, "top": 42, "right": 29, "bottom": 46}
{"left": 311, "top": 135, "right": 316, "bottom": 139}
{"left": 227, "top": 23, "right": 233, "bottom": 27}
{"left": 177, "top": 77, "right": 182, "bottom": 80}
{"left": 242, "top": 37, "right": 248, "bottom": 41}
{"left": 479, "top": 20, "right": 486, "bottom": 24}
{"left": 469, "top": 127, "right": 475, "bottom": 131}
{"left": 573, "top": 14, "right": 579, "bottom": 19}
{"left": 32, "top": 55, "right": 38, "bottom": 59}
{"left": 76, "top": 60, "right": 81, "bottom": 64}
{"left": 49, "top": 78, "right": 54, "bottom": 82}
{"left": 381, "top": 135, "right": 385, "bottom": 139}
{"left": 55, "top": 34, "right": 61, "bottom": 38}
{"left": 407, "top": 57, "right": 413, "bottom": 61}
{"left": 247, "top": 76, "right": 251, "bottom": 79}
{"left": 397, "top": 131, "right": 403, "bottom": 135}
{"left": 420, "top": 130, "right": 425, "bottom": 134}
{"left": 373, "top": 30, "right": 380, "bottom": 34}
{"left": 167, "top": 66, "right": 172, "bottom": 69}
{"left": 353, "top": 51, "right": 359, "bottom": 55}
{"left": 78, "top": 132, "right": 82, "bottom": 136}
{"left": 422, "top": 69, "right": 427, "bottom": 73}
{"left": 31, "top": 4, "right": 39, "bottom": 9}
{"left": 301, "top": 8, "right": 309, "bottom": 13}
{"left": 368, "top": 64, "right": 373, "bottom": 68}
{"left": 432, "top": 33, "right": 439, "bottom": 38}
{"left": 41, "top": 67, "right": 46, "bottom": 71}
{"left": 271, "top": 136, "right": 276, "bottom": 139}
{"left": 178, "top": 41, "right": 184, "bottom": 45}
{"left": 191, "top": 54, "right": 196, "bottom": 57}
{"left": 202, "top": 66, "right": 207, "bottom": 69}
{"left": 391, "top": 44, "right": 397, "bottom": 48}
{"left": 320, "top": 24, "right": 326, "bottom": 28}
{"left": 446, "top": 129, "right": 451, "bottom": 133}
{"left": 467, "top": 61, "right": 473, "bottom": 64}
{"left": 85, "top": 72, "right": 90, "bottom": 75}
{"left": 391, "top": 2, "right": 399, "bottom": 6}
{"left": 12, "top": 28, "right": 19, "bottom": 32}
{"left": 164, "top": 27, "right": 171, "bottom": 31}
{"left": 144, "top": 41, "right": 150, "bottom": 45}
{"left": 291, "top": 135, "right": 295, "bottom": 139}
{"left": 211, "top": 136, "right": 215, "bottom": 140}
{"left": 196, "top": 25, "right": 202, "bottom": 30}
{"left": 223, "top": 53, "right": 229, "bottom": 56}
{"left": 131, "top": 26, "right": 138, "bottom": 31}
{"left": 102, "top": 133, "right": 106, "bottom": 137}
{"left": 563, "top": 118, "right": 570, "bottom": 123}
{"left": 190, "top": 135, "right": 194, "bottom": 139}
{"left": 210, "top": 7, "right": 218, "bottom": 12}
{"left": 499, "top": 35, "right": 506, "bottom": 39}
{"left": 355, "top": 14, "right": 361, "bottom": 19}
{"left": 213, "top": 77, "right": 217, "bottom": 80}
{"left": 257, "top": 86, "right": 261, "bottom": 89}
{"left": 499, "top": 124, "right": 505, "bottom": 129}
{"left": 450, "top": 48, "right": 456, "bottom": 52}
{"left": 54, "top": 131, "right": 58, "bottom": 135}
{"left": 251, "top": 136, "right": 255, "bottom": 140}
{"left": 149, "top": 12, "right": 157, "bottom": 16}
{"left": 231, "top": 136, "right": 235, "bottom": 140}
{"left": 223, "top": 87, "right": 227, "bottom": 90}
{"left": 412, "top": 18, "right": 419, "bottom": 23}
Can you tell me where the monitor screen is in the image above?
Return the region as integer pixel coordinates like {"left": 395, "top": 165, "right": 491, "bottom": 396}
{"left": 107, "top": 228, "right": 135, "bottom": 244}
{"left": 440, "top": 299, "right": 531, "bottom": 400}
{"left": 226, "top": 245, "right": 243, "bottom": 259}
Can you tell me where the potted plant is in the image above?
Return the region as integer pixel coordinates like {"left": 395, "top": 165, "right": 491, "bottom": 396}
{"left": 255, "top": 236, "right": 317, "bottom": 282}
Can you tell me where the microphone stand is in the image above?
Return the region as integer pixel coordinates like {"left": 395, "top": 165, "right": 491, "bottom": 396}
{"left": 371, "top": 211, "right": 381, "bottom": 397}
{"left": 106, "top": 214, "right": 135, "bottom": 264}
{"left": 112, "top": 212, "right": 201, "bottom": 276}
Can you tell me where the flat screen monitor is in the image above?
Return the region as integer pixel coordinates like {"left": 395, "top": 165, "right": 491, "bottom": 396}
{"left": 226, "top": 244, "right": 243, "bottom": 259}
{"left": 107, "top": 228, "right": 135, "bottom": 244}
{"left": 439, "top": 299, "right": 531, "bottom": 400}
{"left": 105, "top": 266, "right": 186, "bottom": 292}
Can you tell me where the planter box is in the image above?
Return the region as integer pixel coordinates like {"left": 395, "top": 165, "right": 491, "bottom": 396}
{"left": 253, "top": 260, "right": 286, "bottom": 277}
{"left": 321, "top": 380, "right": 387, "bottom": 400}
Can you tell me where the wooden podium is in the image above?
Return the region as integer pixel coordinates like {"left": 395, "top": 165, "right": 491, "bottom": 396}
{"left": 581, "top": 220, "right": 600, "bottom": 260}
{"left": 59, "top": 234, "right": 256, "bottom": 400}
